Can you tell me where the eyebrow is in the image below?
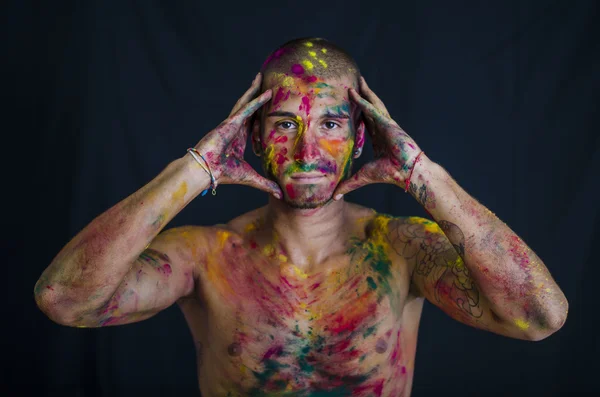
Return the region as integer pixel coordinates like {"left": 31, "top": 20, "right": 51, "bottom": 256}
{"left": 266, "top": 110, "right": 350, "bottom": 119}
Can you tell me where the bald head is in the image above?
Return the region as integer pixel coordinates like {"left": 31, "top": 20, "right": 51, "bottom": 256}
{"left": 260, "top": 37, "right": 360, "bottom": 91}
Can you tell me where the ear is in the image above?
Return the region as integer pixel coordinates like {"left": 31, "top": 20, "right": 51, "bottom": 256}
{"left": 251, "top": 118, "right": 262, "bottom": 157}
{"left": 353, "top": 118, "right": 366, "bottom": 158}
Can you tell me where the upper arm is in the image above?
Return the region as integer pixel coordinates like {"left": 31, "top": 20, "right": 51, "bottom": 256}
{"left": 388, "top": 216, "right": 530, "bottom": 340}
{"left": 76, "top": 226, "right": 208, "bottom": 327}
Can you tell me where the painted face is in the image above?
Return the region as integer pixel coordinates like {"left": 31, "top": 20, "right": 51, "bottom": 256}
{"left": 258, "top": 71, "right": 362, "bottom": 209}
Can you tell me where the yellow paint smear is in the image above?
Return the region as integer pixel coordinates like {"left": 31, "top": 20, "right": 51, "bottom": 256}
{"left": 205, "top": 254, "right": 235, "bottom": 296}
{"left": 304, "top": 41, "right": 314, "bottom": 47}
{"left": 244, "top": 222, "right": 257, "bottom": 233}
{"left": 291, "top": 265, "right": 308, "bottom": 279}
{"left": 263, "top": 244, "right": 275, "bottom": 257}
{"left": 278, "top": 254, "right": 288, "bottom": 263}
{"left": 514, "top": 318, "right": 530, "bottom": 330}
{"left": 308, "top": 51, "right": 317, "bottom": 58}
{"left": 171, "top": 181, "right": 188, "bottom": 202}
{"left": 216, "top": 230, "right": 231, "bottom": 247}
{"left": 321, "top": 48, "right": 327, "bottom": 54}
{"left": 302, "top": 59, "right": 314, "bottom": 70}
{"left": 264, "top": 144, "right": 278, "bottom": 175}
{"left": 319, "top": 59, "right": 328, "bottom": 68}
{"left": 293, "top": 115, "right": 306, "bottom": 150}
{"left": 271, "top": 72, "right": 295, "bottom": 88}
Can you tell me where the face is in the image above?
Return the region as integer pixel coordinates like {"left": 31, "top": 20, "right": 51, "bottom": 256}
{"left": 254, "top": 72, "right": 365, "bottom": 209}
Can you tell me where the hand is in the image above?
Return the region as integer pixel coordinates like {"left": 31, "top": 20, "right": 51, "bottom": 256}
{"left": 334, "top": 76, "right": 423, "bottom": 198}
{"left": 193, "top": 73, "right": 282, "bottom": 199}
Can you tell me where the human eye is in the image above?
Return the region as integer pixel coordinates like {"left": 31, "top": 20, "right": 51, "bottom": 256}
{"left": 276, "top": 120, "right": 297, "bottom": 130}
{"left": 323, "top": 121, "right": 340, "bottom": 130}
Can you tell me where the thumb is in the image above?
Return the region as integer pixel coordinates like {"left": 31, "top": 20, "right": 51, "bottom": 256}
{"left": 237, "top": 161, "right": 283, "bottom": 199}
{"left": 333, "top": 161, "right": 380, "bottom": 199}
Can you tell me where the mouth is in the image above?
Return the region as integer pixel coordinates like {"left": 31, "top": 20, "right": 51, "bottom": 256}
{"left": 290, "top": 173, "right": 326, "bottom": 182}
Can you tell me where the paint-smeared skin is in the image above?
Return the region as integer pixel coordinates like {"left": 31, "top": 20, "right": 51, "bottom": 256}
{"left": 183, "top": 212, "right": 420, "bottom": 397}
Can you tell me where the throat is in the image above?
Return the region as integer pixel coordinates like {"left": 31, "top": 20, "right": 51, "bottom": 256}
{"left": 264, "top": 198, "right": 353, "bottom": 269}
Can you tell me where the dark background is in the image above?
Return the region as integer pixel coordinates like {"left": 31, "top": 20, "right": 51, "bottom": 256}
{"left": 3, "top": 0, "right": 599, "bottom": 396}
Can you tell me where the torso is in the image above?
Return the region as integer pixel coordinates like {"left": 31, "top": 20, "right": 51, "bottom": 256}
{"left": 177, "top": 204, "right": 425, "bottom": 397}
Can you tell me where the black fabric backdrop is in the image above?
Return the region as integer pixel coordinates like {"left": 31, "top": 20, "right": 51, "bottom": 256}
{"left": 3, "top": 0, "right": 599, "bottom": 396}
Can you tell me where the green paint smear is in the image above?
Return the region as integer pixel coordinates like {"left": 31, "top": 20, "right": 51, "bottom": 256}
{"left": 366, "top": 276, "right": 377, "bottom": 290}
{"left": 363, "top": 325, "right": 377, "bottom": 338}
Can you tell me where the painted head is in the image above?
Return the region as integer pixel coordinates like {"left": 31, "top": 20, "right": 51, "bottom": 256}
{"left": 252, "top": 37, "right": 365, "bottom": 209}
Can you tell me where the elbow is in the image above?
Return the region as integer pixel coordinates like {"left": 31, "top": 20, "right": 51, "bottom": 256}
{"left": 34, "top": 284, "right": 94, "bottom": 327}
{"left": 527, "top": 301, "right": 569, "bottom": 342}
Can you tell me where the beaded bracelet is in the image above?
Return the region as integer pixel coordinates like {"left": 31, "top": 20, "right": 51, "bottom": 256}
{"left": 187, "top": 148, "right": 217, "bottom": 196}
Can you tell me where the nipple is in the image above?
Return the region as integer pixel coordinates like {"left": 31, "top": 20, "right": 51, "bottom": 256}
{"left": 227, "top": 342, "right": 242, "bottom": 356}
{"left": 375, "top": 338, "right": 388, "bottom": 354}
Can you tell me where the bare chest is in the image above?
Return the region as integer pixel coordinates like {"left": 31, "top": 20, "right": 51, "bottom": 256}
{"left": 186, "top": 234, "right": 417, "bottom": 396}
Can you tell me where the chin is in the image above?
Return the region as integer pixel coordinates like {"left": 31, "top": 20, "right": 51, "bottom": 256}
{"left": 284, "top": 198, "right": 332, "bottom": 209}
{"left": 282, "top": 189, "right": 334, "bottom": 209}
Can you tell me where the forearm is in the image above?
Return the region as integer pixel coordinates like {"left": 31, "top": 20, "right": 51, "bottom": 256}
{"left": 407, "top": 154, "right": 568, "bottom": 332}
{"left": 34, "top": 154, "right": 209, "bottom": 311}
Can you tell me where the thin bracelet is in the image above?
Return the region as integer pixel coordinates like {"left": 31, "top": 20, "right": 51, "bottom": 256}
{"left": 404, "top": 151, "right": 425, "bottom": 193}
{"left": 187, "top": 148, "right": 217, "bottom": 196}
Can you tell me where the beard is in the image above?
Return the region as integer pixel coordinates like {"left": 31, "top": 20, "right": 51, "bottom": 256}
{"left": 284, "top": 188, "right": 333, "bottom": 209}
{"left": 263, "top": 155, "right": 355, "bottom": 209}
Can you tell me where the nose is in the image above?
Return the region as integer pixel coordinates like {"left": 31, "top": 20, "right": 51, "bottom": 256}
{"left": 293, "top": 131, "right": 320, "bottom": 163}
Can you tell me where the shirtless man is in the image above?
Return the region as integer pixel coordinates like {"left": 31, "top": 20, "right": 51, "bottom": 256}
{"left": 34, "top": 38, "right": 568, "bottom": 396}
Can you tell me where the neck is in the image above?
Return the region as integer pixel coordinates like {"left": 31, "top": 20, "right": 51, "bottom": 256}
{"left": 263, "top": 196, "right": 350, "bottom": 269}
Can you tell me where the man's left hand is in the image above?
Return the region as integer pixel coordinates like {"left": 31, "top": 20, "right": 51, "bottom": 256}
{"left": 334, "top": 76, "right": 423, "bottom": 199}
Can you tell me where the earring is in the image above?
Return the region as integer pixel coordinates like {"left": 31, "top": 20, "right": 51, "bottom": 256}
{"left": 354, "top": 148, "right": 361, "bottom": 156}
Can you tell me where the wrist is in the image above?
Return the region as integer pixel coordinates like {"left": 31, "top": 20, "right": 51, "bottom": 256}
{"left": 405, "top": 153, "right": 442, "bottom": 193}
{"left": 173, "top": 153, "right": 212, "bottom": 194}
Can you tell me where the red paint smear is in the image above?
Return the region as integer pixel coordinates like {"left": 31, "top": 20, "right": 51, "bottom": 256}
{"left": 286, "top": 184, "right": 296, "bottom": 199}
{"left": 262, "top": 48, "right": 287, "bottom": 68}
{"left": 303, "top": 75, "right": 318, "bottom": 83}
{"left": 390, "top": 330, "right": 402, "bottom": 365}
{"left": 274, "top": 135, "right": 288, "bottom": 144}
{"left": 291, "top": 64, "right": 304, "bottom": 75}
{"left": 328, "top": 338, "right": 351, "bottom": 354}
{"left": 275, "top": 153, "right": 287, "bottom": 165}
{"left": 45, "top": 285, "right": 54, "bottom": 291}
{"left": 249, "top": 240, "right": 258, "bottom": 249}
{"left": 353, "top": 379, "right": 385, "bottom": 397}
{"left": 301, "top": 95, "right": 311, "bottom": 115}
{"left": 158, "top": 264, "right": 172, "bottom": 276}
{"left": 401, "top": 366, "right": 407, "bottom": 374}
{"left": 310, "top": 282, "right": 321, "bottom": 291}
{"left": 262, "top": 345, "right": 283, "bottom": 361}
{"left": 272, "top": 87, "right": 286, "bottom": 108}
{"left": 328, "top": 294, "right": 378, "bottom": 334}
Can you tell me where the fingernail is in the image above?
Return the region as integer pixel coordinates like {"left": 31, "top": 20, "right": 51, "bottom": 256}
{"left": 334, "top": 194, "right": 343, "bottom": 200}
{"left": 273, "top": 193, "right": 281, "bottom": 200}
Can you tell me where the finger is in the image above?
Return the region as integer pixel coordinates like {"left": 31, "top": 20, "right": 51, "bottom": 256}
{"left": 349, "top": 88, "right": 387, "bottom": 123}
{"left": 218, "top": 89, "right": 272, "bottom": 142}
{"left": 333, "top": 161, "right": 380, "bottom": 199}
{"left": 237, "top": 161, "right": 283, "bottom": 199}
{"left": 229, "top": 73, "right": 263, "bottom": 117}
{"left": 359, "top": 76, "right": 390, "bottom": 116}
{"left": 231, "top": 89, "right": 272, "bottom": 124}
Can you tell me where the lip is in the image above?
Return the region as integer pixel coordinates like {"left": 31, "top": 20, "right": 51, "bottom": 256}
{"left": 290, "top": 173, "right": 325, "bottom": 181}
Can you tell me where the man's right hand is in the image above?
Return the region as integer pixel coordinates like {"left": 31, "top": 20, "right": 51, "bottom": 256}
{"left": 192, "top": 73, "right": 281, "bottom": 198}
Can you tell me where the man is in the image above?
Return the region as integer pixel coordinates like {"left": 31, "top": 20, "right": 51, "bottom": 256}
{"left": 34, "top": 38, "right": 568, "bottom": 396}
